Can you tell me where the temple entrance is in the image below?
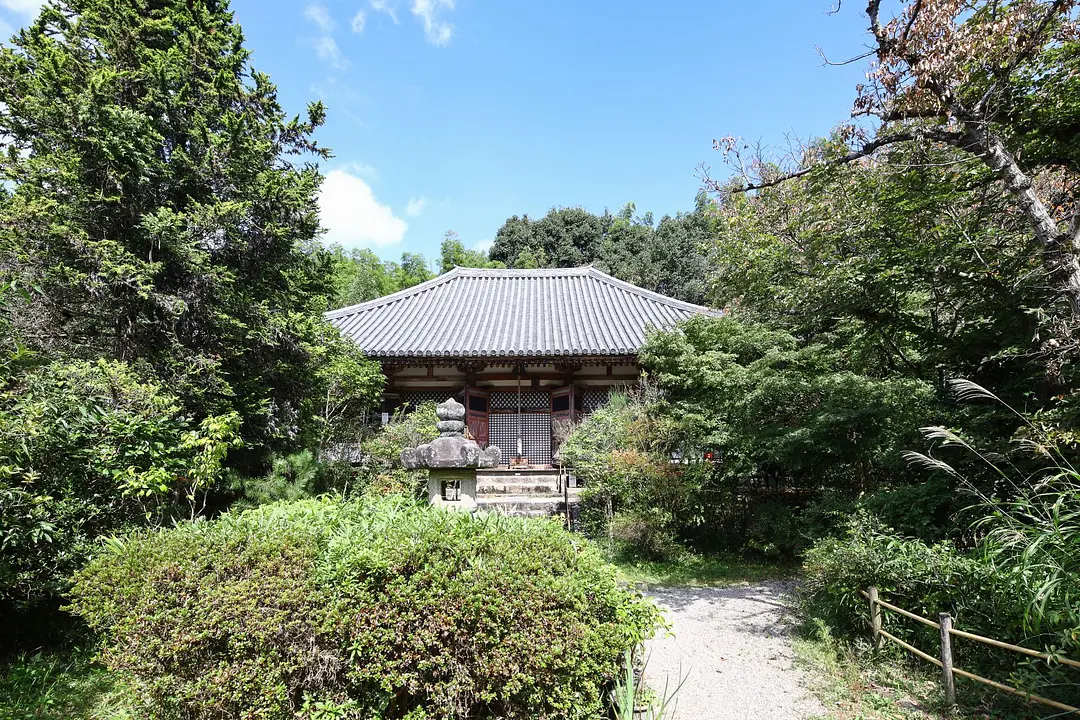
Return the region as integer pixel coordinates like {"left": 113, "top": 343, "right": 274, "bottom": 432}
{"left": 394, "top": 384, "right": 619, "bottom": 467}
{"left": 489, "top": 390, "right": 552, "bottom": 466}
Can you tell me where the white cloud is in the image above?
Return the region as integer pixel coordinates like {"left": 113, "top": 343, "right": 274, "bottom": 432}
{"left": 350, "top": 10, "right": 366, "bottom": 32}
{"left": 405, "top": 196, "right": 428, "bottom": 217}
{"left": 411, "top": 0, "right": 454, "bottom": 46}
{"left": 304, "top": 4, "right": 349, "bottom": 68}
{"left": 0, "top": 0, "right": 44, "bottom": 15}
{"left": 0, "top": 0, "right": 40, "bottom": 40}
{"left": 370, "top": 0, "right": 399, "bottom": 24}
{"left": 342, "top": 161, "right": 379, "bottom": 180}
{"left": 313, "top": 35, "right": 348, "bottom": 69}
{"left": 319, "top": 169, "right": 408, "bottom": 248}
{"left": 472, "top": 240, "right": 493, "bottom": 253}
{"left": 304, "top": 3, "right": 335, "bottom": 32}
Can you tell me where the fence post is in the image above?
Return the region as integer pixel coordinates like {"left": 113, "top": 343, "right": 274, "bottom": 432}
{"left": 868, "top": 586, "right": 883, "bottom": 651}
{"left": 938, "top": 612, "right": 956, "bottom": 705}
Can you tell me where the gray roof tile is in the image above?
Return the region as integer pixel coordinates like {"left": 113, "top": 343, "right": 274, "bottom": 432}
{"left": 325, "top": 266, "right": 720, "bottom": 359}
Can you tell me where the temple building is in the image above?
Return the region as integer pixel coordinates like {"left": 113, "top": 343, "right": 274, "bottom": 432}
{"left": 327, "top": 266, "right": 718, "bottom": 468}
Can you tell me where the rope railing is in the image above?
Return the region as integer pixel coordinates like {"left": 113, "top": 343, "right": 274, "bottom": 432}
{"left": 859, "top": 587, "right": 1080, "bottom": 715}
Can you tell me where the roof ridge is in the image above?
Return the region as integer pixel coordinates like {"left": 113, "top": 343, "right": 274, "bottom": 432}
{"left": 453, "top": 266, "right": 593, "bottom": 277}
{"left": 324, "top": 267, "right": 463, "bottom": 319}
{"left": 324, "top": 265, "right": 721, "bottom": 320}
{"left": 582, "top": 266, "right": 721, "bottom": 316}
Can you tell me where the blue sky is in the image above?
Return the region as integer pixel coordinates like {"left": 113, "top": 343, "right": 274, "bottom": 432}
{"left": 0, "top": 0, "right": 875, "bottom": 262}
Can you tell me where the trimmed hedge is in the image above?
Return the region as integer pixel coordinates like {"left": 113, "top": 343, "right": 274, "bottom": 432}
{"left": 69, "top": 497, "right": 661, "bottom": 720}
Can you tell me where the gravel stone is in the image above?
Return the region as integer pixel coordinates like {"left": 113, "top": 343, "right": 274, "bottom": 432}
{"left": 644, "top": 582, "right": 825, "bottom": 720}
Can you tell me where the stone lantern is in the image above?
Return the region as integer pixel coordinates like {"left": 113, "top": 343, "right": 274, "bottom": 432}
{"left": 400, "top": 398, "right": 501, "bottom": 511}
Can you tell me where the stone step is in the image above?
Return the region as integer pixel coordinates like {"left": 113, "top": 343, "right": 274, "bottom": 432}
{"left": 476, "top": 492, "right": 579, "bottom": 518}
{"left": 476, "top": 471, "right": 563, "bottom": 482}
{"left": 476, "top": 479, "right": 562, "bottom": 495}
{"left": 486, "top": 508, "right": 555, "bottom": 518}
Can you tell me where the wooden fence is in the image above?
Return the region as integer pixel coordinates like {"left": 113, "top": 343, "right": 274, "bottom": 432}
{"left": 861, "top": 587, "right": 1080, "bottom": 715}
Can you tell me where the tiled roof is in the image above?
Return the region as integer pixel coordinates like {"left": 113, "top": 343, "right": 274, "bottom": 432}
{"left": 326, "top": 266, "right": 720, "bottom": 359}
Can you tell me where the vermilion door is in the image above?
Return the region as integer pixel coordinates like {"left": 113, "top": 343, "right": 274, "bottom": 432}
{"left": 465, "top": 387, "right": 490, "bottom": 448}
{"left": 550, "top": 385, "right": 573, "bottom": 457}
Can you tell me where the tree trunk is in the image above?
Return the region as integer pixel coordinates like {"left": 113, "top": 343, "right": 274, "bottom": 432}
{"left": 957, "top": 122, "right": 1080, "bottom": 324}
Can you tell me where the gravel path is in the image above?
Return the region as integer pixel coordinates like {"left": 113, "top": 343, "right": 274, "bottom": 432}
{"left": 644, "top": 582, "right": 825, "bottom": 720}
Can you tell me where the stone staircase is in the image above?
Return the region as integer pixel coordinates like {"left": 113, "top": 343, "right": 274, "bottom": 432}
{"left": 475, "top": 469, "right": 579, "bottom": 519}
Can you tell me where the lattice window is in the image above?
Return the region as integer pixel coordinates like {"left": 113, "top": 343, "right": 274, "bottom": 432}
{"left": 580, "top": 388, "right": 612, "bottom": 414}
{"left": 489, "top": 412, "right": 552, "bottom": 466}
{"left": 490, "top": 391, "right": 549, "bottom": 412}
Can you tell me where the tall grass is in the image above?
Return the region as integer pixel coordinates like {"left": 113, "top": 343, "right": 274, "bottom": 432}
{"left": 903, "top": 379, "right": 1080, "bottom": 636}
{"left": 610, "top": 649, "right": 685, "bottom": 720}
{"left": 802, "top": 379, "right": 1080, "bottom": 705}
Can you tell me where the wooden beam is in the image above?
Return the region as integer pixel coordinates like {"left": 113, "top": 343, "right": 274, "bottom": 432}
{"left": 398, "top": 372, "right": 580, "bottom": 382}
{"left": 376, "top": 355, "right": 639, "bottom": 367}
{"left": 456, "top": 362, "right": 487, "bottom": 375}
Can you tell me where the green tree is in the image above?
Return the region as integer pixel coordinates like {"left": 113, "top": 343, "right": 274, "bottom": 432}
{"left": 391, "top": 251, "right": 434, "bottom": 289}
{"left": 596, "top": 199, "right": 713, "bottom": 305}
{"left": 490, "top": 208, "right": 602, "bottom": 268}
{"left": 490, "top": 214, "right": 538, "bottom": 267}
{"left": 714, "top": 0, "right": 1080, "bottom": 367}
{"left": 513, "top": 245, "right": 549, "bottom": 269}
{"left": 709, "top": 138, "right": 1053, "bottom": 438}
{"left": 0, "top": 0, "right": 344, "bottom": 454}
{"left": 437, "top": 230, "right": 504, "bottom": 273}
{"left": 490, "top": 201, "right": 712, "bottom": 304}
{"left": 642, "top": 316, "right": 936, "bottom": 493}
{"left": 309, "top": 328, "right": 384, "bottom": 451}
{"left": 327, "top": 246, "right": 397, "bottom": 307}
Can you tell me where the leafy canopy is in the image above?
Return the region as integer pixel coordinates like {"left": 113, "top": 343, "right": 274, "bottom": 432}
{"left": 0, "top": 0, "right": 367, "bottom": 454}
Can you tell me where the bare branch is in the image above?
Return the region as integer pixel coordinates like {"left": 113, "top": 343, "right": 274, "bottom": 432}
{"left": 1071, "top": 204, "right": 1080, "bottom": 252}
{"left": 816, "top": 44, "right": 876, "bottom": 66}
{"left": 727, "top": 127, "right": 964, "bottom": 194}
{"left": 852, "top": 105, "right": 945, "bottom": 122}
{"left": 866, "top": 0, "right": 888, "bottom": 46}
{"left": 898, "top": 0, "right": 923, "bottom": 46}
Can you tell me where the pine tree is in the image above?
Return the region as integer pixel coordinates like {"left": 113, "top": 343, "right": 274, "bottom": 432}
{"left": 0, "top": 0, "right": 341, "bottom": 453}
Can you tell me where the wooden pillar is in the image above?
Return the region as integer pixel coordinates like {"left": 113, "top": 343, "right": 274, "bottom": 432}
{"left": 939, "top": 612, "right": 956, "bottom": 705}
{"left": 868, "top": 587, "right": 883, "bottom": 651}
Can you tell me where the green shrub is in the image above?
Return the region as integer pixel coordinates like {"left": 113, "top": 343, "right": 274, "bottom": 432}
{"left": 799, "top": 382, "right": 1080, "bottom": 706}
{"left": 229, "top": 450, "right": 360, "bottom": 507}
{"left": 69, "top": 496, "right": 662, "bottom": 720}
{"left": 560, "top": 389, "right": 706, "bottom": 555}
{"left": 355, "top": 402, "right": 440, "bottom": 497}
{"left": 743, "top": 499, "right": 807, "bottom": 558}
{"left": 801, "top": 513, "right": 1010, "bottom": 638}
{"left": 794, "top": 479, "right": 959, "bottom": 550}
{"left": 0, "top": 359, "right": 240, "bottom": 643}
{"left": 859, "top": 479, "right": 957, "bottom": 542}
{"left": 610, "top": 509, "right": 685, "bottom": 562}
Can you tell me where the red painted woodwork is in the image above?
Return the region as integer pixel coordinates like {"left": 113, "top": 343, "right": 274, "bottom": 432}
{"left": 550, "top": 385, "right": 573, "bottom": 458}
{"left": 465, "top": 386, "right": 490, "bottom": 448}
